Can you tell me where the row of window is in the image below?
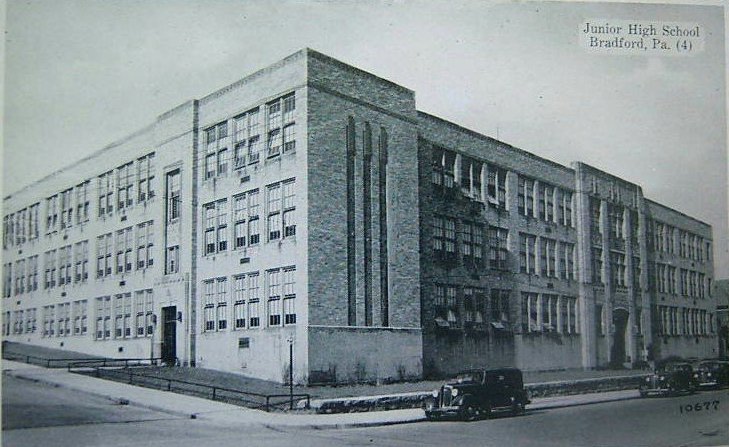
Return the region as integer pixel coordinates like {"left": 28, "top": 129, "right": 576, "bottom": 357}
{"left": 2, "top": 154, "right": 156, "bottom": 251}
{"left": 96, "top": 222, "right": 154, "bottom": 278}
{"left": 431, "top": 147, "right": 576, "bottom": 229}
{"left": 97, "top": 153, "right": 156, "bottom": 218}
{"left": 202, "top": 179, "right": 295, "bottom": 256}
{"left": 519, "top": 234, "right": 577, "bottom": 280}
{"left": 521, "top": 293, "right": 579, "bottom": 334}
{"left": 201, "top": 266, "right": 296, "bottom": 332}
{"left": 655, "top": 264, "right": 711, "bottom": 298}
{"left": 655, "top": 305, "right": 714, "bottom": 336}
{"left": 591, "top": 249, "right": 640, "bottom": 288}
{"left": 203, "top": 93, "right": 296, "bottom": 181}
{"left": 2, "top": 222, "right": 156, "bottom": 298}
{"left": 590, "top": 200, "right": 641, "bottom": 249}
{"left": 433, "top": 285, "right": 511, "bottom": 329}
{"left": 654, "top": 221, "right": 711, "bottom": 261}
{"left": 94, "top": 291, "right": 154, "bottom": 340}
{"left": 2, "top": 301, "right": 90, "bottom": 337}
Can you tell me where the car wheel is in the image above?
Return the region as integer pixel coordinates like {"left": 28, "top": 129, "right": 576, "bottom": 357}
{"left": 511, "top": 400, "right": 526, "bottom": 416}
{"left": 461, "top": 404, "right": 479, "bottom": 422}
{"left": 639, "top": 390, "right": 647, "bottom": 398}
{"left": 425, "top": 412, "right": 438, "bottom": 422}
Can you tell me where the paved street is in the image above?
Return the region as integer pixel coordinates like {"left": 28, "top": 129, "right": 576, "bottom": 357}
{"left": 3, "top": 372, "right": 727, "bottom": 447}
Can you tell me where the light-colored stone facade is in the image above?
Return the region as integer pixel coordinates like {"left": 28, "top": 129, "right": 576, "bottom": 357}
{"left": 2, "top": 49, "right": 718, "bottom": 383}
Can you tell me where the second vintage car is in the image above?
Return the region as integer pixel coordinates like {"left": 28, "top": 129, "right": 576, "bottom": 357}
{"left": 639, "top": 362, "right": 698, "bottom": 397}
{"left": 694, "top": 360, "right": 729, "bottom": 389}
{"left": 424, "top": 367, "right": 530, "bottom": 421}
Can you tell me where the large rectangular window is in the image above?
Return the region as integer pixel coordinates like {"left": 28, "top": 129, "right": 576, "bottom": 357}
{"left": 135, "top": 153, "right": 155, "bottom": 202}
{"left": 97, "top": 172, "right": 114, "bottom": 217}
{"left": 203, "top": 200, "right": 228, "bottom": 255}
{"left": 267, "top": 269, "right": 281, "bottom": 326}
{"left": 217, "top": 278, "right": 228, "bottom": 330}
{"left": 116, "top": 162, "right": 134, "bottom": 210}
{"left": 283, "top": 267, "right": 296, "bottom": 325}
{"left": 519, "top": 233, "right": 536, "bottom": 274}
{"left": 540, "top": 238, "right": 557, "bottom": 278}
{"left": 166, "top": 170, "right": 181, "bottom": 222}
{"left": 517, "top": 176, "right": 534, "bottom": 217}
{"left": 267, "top": 93, "right": 295, "bottom": 158}
{"left": 489, "top": 226, "right": 509, "bottom": 270}
{"left": 487, "top": 166, "right": 507, "bottom": 209}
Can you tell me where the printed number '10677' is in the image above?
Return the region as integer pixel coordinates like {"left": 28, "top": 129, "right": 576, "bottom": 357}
{"left": 679, "top": 401, "right": 719, "bottom": 414}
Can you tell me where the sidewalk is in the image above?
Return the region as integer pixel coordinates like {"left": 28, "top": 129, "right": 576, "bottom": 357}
{"left": 2, "top": 360, "right": 639, "bottom": 429}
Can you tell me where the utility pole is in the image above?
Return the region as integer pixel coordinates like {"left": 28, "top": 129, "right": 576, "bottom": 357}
{"left": 288, "top": 336, "right": 294, "bottom": 410}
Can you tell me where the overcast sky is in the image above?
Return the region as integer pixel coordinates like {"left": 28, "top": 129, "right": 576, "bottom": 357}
{"left": 3, "top": 0, "right": 727, "bottom": 277}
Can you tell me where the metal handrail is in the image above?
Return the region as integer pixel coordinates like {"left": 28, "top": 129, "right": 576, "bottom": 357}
{"left": 76, "top": 364, "right": 310, "bottom": 412}
{"left": 67, "top": 358, "right": 161, "bottom": 371}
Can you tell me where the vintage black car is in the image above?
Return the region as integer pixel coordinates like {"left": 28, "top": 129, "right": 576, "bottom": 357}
{"left": 424, "top": 368, "right": 530, "bottom": 421}
{"left": 639, "top": 362, "right": 698, "bottom": 397}
{"left": 694, "top": 360, "right": 729, "bottom": 389}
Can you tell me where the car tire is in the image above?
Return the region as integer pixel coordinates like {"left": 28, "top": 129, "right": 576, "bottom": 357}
{"left": 511, "top": 400, "right": 526, "bottom": 416}
{"left": 461, "top": 403, "right": 479, "bottom": 422}
{"left": 639, "top": 390, "right": 647, "bottom": 398}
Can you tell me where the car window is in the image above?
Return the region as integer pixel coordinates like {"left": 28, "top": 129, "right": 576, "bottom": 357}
{"left": 455, "top": 371, "right": 483, "bottom": 383}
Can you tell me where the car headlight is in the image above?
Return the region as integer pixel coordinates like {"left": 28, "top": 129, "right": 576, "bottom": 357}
{"left": 708, "top": 373, "right": 712, "bottom": 377}
{"left": 658, "top": 376, "right": 665, "bottom": 381}
{"left": 452, "top": 388, "right": 459, "bottom": 397}
{"left": 432, "top": 389, "right": 439, "bottom": 398}
{"left": 693, "top": 374, "right": 698, "bottom": 378}
{"left": 645, "top": 377, "right": 651, "bottom": 382}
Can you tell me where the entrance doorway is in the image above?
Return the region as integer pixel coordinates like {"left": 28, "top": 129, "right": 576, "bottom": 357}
{"left": 161, "top": 306, "right": 177, "bottom": 365}
{"left": 611, "top": 308, "right": 629, "bottom": 367}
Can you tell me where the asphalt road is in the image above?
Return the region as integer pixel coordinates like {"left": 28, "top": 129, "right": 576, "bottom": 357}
{"left": 3, "top": 373, "right": 728, "bottom": 447}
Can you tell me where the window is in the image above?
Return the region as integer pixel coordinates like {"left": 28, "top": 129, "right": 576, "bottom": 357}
{"left": 28, "top": 203, "right": 39, "bottom": 240}
{"left": 459, "top": 156, "right": 483, "bottom": 200}
{"left": 166, "top": 170, "right": 181, "bottom": 222}
{"left": 518, "top": 176, "right": 534, "bottom": 217}
{"left": 233, "top": 109, "right": 261, "bottom": 166}
{"left": 203, "top": 280, "right": 216, "bottom": 332}
{"left": 203, "top": 200, "right": 228, "bottom": 255}
{"left": 73, "top": 241, "right": 89, "bottom": 284}
{"left": 434, "top": 285, "right": 459, "bottom": 328}
{"left": 217, "top": 278, "right": 228, "bottom": 330}
{"left": 521, "top": 292, "right": 539, "bottom": 332}
{"left": 72, "top": 300, "right": 87, "bottom": 335}
{"left": 116, "top": 227, "right": 134, "bottom": 274}
{"left": 473, "top": 224, "right": 484, "bottom": 262}
{"left": 233, "top": 275, "right": 247, "bottom": 329}
{"left": 136, "top": 220, "right": 154, "bottom": 270}
{"left": 248, "top": 190, "right": 260, "bottom": 245}
{"left": 60, "top": 189, "right": 73, "bottom": 229}
{"left": 592, "top": 249, "right": 603, "bottom": 284}
{"left": 116, "top": 162, "right": 134, "bottom": 210}
{"left": 134, "top": 290, "right": 154, "bottom": 336}
{"left": 444, "top": 218, "right": 456, "bottom": 254}
{"left": 248, "top": 273, "right": 260, "bottom": 327}
{"left": 489, "top": 226, "right": 509, "bottom": 270}
{"left": 267, "top": 183, "right": 282, "bottom": 241}
{"left": 267, "top": 269, "right": 281, "bottom": 326}
{"left": 96, "top": 233, "right": 113, "bottom": 278}
{"left": 283, "top": 267, "right": 296, "bottom": 325}
{"left": 266, "top": 93, "right": 295, "bottom": 158}
{"left": 538, "top": 184, "right": 554, "bottom": 222}
{"left": 46, "top": 194, "right": 59, "bottom": 231}
{"left": 282, "top": 180, "right": 296, "bottom": 237}
{"left": 27, "top": 255, "right": 39, "bottom": 291}
{"left": 14, "top": 260, "right": 25, "bottom": 295}
{"left": 540, "top": 238, "right": 557, "bottom": 278}
{"left": 204, "top": 121, "right": 229, "bottom": 179}
{"left": 519, "top": 233, "right": 537, "bottom": 274}
{"left": 3, "top": 263, "right": 12, "bottom": 298}
{"left": 487, "top": 166, "right": 507, "bottom": 209}
{"left": 432, "top": 217, "right": 444, "bottom": 252}
{"left": 95, "top": 296, "right": 111, "bottom": 340}
{"left": 45, "top": 249, "right": 57, "bottom": 288}
{"left": 137, "top": 153, "right": 155, "bottom": 202}
{"left": 97, "top": 172, "right": 114, "bottom": 217}
{"left": 490, "top": 289, "right": 510, "bottom": 323}
{"left": 559, "top": 242, "right": 576, "bottom": 280}
{"left": 165, "top": 245, "right": 179, "bottom": 274}
{"left": 462, "top": 222, "right": 472, "bottom": 258}
{"left": 58, "top": 245, "right": 72, "bottom": 285}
